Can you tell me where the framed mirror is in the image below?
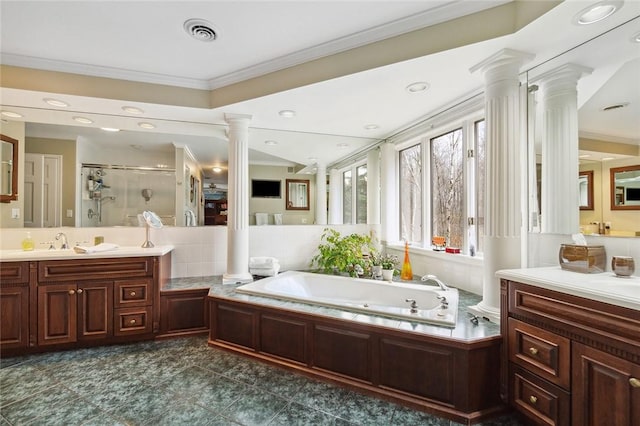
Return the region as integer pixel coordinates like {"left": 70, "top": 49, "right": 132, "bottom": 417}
{"left": 578, "top": 170, "right": 593, "bottom": 210}
{"left": 611, "top": 165, "right": 640, "bottom": 210}
{"left": 286, "top": 179, "right": 310, "bottom": 210}
{"left": 0, "top": 134, "right": 19, "bottom": 203}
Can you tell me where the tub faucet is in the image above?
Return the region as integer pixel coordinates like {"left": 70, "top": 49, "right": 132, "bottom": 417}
{"left": 55, "top": 232, "right": 69, "bottom": 250}
{"left": 420, "top": 274, "right": 450, "bottom": 291}
{"left": 437, "top": 295, "right": 449, "bottom": 310}
{"left": 405, "top": 299, "right": 418, "bottom": 313}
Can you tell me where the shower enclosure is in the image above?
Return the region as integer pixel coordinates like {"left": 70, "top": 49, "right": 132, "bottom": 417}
{"left": 80, "top": 164, "right": 176, "bottom": 227}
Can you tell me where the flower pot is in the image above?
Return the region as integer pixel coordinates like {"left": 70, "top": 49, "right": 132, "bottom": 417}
{"left": 382, "top": 268, "right": 394, "bottom": 282}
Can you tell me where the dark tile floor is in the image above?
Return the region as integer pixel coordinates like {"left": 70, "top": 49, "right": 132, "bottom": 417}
{"left": 0, "top": 337, "right": 522, "bottom": 425}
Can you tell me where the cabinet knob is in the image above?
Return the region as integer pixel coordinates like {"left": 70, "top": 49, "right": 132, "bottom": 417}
{"left": 129, "top": 319, "right": 136, "bottom": 325}
{"left": 529, "top": 395, "right": 538, "bottom": 404}
{"left": 130, "top": 291, "right": 136, "bottom": 297}
{"left": 68, "top": 289, "right": 75, "bottom": 295}
{"left": 77, "top": 288, "right": 83, "bottom": 294}
{"left": 630, "top": 378, "right": 640, "bottom": 388}
{"left": 528, "top": 347, "right": 538, "bottom": 356}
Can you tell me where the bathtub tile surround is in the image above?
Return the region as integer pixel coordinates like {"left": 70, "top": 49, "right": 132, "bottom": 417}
{"left": 0, "top": 336, "right": 523, "bottom": 426}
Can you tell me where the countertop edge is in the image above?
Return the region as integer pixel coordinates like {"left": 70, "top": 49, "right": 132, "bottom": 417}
{"left": 0, "top": 245, "right": 174, "bottom": 261}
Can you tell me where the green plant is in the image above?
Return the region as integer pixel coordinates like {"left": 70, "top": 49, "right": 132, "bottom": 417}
{"left": 379, "top": 253, "right": 399, "bottom": 270}
{"left": 311, "top": 228, "right": 378, "bottom": 276}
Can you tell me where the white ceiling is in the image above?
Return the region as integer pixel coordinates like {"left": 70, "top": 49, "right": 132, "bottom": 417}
{"left": 1, "top": 0, "right": 639, "bottom": 183}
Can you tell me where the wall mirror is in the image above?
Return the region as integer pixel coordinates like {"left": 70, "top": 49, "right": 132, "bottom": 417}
{"left": 611, "top": 165, "right": 640, "bottom": 210}
{"left": 0, "top": 134, "right": 19, "bottom": 203}
{"left": 578, "top": 170, "right": 593, "bottom": 210}
{"left": 286, "top": 179, "right": 310, "bottom": 210}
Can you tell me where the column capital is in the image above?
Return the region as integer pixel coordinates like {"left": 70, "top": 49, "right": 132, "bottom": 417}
{"left": 534, "top": 63, "right": 593, "bottom": 87}
{"left": 224, "top": 113, "right": 252, "bottom": 124}
{"left": 469, "top": 48, "right": 534, "bottom": 77}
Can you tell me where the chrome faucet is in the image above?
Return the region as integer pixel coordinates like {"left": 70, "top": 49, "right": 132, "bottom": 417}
{"left": 420, "top": 274, "right": 450, "bottom": 291}
{"left": 55, "top": 232, "right": 69, "bottom": 250}
{"left": 405, "top": 298, "right": 418, "bottom": 313}
{"left": 437, "top": 295, "right": 449, "bottom": 310}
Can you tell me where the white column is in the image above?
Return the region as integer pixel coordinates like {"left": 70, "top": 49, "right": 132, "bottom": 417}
{"left": 328, "top": 168, "right": 342, "bottom": 224}
{"left": 367, "top": 149, "right": 380, "bottom": 225}
{"left": 538, "top": 64, "right": 592, "bottom": 235}
{"left": 223, "top": 113, "right": 253, "bottom": 284}
{"left": 469, "top": 49, "right": 533, "bottom": 322}
{"left": 315, "top": 163, "right": 327, "bottom": 225}
{"left": 380, "top": 142, "right": 398, "bottom": 243}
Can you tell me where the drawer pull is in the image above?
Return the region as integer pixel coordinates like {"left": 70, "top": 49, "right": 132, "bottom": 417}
{"left": 529, "top": 395, "right": 538, "bottom": 404}
{"left": 68, "top": 289, "right": 75, "bottom": 295}
{"left": 129, "top": 319, "right": 136, "bottom": 325}
{"left": 528, "top": 347, "right": 538, "bottom": 356}
{"left": 630, "top": 378, "right": 640, "bottom": 388}
{"left": 77, "top": 288, "right": 83, "bottom": 294}
{"left": 130, "top": 291, "right": 136, "bottom": 296}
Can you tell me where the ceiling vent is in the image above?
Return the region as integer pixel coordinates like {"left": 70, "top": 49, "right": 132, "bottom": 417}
{"left": 184, "top": 19, "right": 217, "bottom": 42}
{"left": 601, "top": 102, "right": 629, "bottom": 112}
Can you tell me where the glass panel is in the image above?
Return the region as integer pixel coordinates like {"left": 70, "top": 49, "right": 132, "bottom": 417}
{"left": 356, "top": 165, "right": 367, "bottom": 224}
{"left": 343, "top": 170, "right": 352, "bottom": 224}
{"left": 400, "top": 144, "right": 422, "bottom": 243}
{"left": 431, "top": 128, "right": 464, "bottom": 249}
{"left": 475, "top": 120, "right": 485, "bottom": 253}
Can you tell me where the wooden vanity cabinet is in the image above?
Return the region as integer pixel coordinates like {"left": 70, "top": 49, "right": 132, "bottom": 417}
{"left": 501, "top": 280, "right": 640, "bottom": 426}
{"left": 0, "top": 262, "right": 30, "bottom": 351}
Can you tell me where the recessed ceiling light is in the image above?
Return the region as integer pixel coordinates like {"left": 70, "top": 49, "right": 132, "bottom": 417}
{"left": 364, "top": 124, "right": 379, "bottom": 130}
{"left": 632, "top": 31, "right": 640, "bottom": 43}
{"left": 43, "top": 98, "right": 69, "bottom": 107}
{"left": 101, "top": 127, "right": 120, "bottom": 132}
{"left": 264, "top": 140, "right": 278, "bottom": 145}
{"left": 573, "top": 1, "right": 622, "bottom": 25}
{"left": 279, "top": 110, "right": 296, "bottom": 118}
{"left": 601, "top": 102, "right": 629, "bottom": 111}
{"left": 601, "top": 157, "right": 615, "bottom": 161}
{"left": 73, "top": 116, "right": 93, "bottom": 124}
{"left": 184, "top": 18, "right": 218, "bottom": 42}
{"left": 337, "top": 143, "right": 349, "bottom": 148}
{"left": 122, "top": 106, "right": 144, "bottom": 114}
{"left": 406, "top": 82, "right": 430, "bottom": 93}
{"left": 138, "top": 122, "right": 156, "bottom": 129}
{"left": 1, "top": 111, "right": 23, "bottom": 118}
{"left": 212, "top": 167, "right": 222, "bottom": 173}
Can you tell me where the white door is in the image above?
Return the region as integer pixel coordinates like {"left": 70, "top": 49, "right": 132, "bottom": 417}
{"left": 24, "top": 153, "right": 62, "bottom": 228}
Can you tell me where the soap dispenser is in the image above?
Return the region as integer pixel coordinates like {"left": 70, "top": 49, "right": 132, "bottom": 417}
{"left": 22, "top": 232, "right": 35, "bottom": 251}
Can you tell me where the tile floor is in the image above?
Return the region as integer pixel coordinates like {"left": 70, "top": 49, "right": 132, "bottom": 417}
{"left": 0, "top": 337, "right": 522, "bottom": 425}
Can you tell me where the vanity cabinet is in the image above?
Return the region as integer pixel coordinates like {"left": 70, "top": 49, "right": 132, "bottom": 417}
{"left": 501, "top": 279, "right": 640, "bottom": 426}
{"left": 0, "top": 262, "right": 30, "bottom": 351}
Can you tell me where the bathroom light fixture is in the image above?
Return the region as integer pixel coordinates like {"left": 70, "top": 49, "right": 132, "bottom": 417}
{"left": 43, "top": 98, "right": 69, "bottom": 107}
{"left": 101, "top": 127, "right": 120, "bottom": 132}
{"left": 573, "top": 1, "right": 622, "bottom": 25}
{"left": 264, "top": 140, "right": 278, "bottom": 145}
{"left": 212, "top": 167, "right": 222, "bottom": 173}
{"left": 364, "top": 124, "right": 379, "bottom": 130}
{"left": 406, "top": 82, "right": 430, "bottom": 93}
{"left": 279, "top": 110, "right": 296, "bottom": 118}
{"left": 138, "top": 122, "right": 155, "bottom": 129}
{"left": 1, "top": 111, "right": 23, "bottom": 118}
{"left": 122, "top": 106, "right": 144, "bottom": 114}
{"left": 184, "top": 18, "right": 218, "bottom": 42}
{"left": 73, "top": 116, "right": 93, "bottom": 124}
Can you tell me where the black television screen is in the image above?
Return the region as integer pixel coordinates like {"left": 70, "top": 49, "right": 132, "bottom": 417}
{"left": 626, "top": 187, "right": 640, "bottom": 201}
{"left": 251, "top": 179, "right": 281, "bottom": 198}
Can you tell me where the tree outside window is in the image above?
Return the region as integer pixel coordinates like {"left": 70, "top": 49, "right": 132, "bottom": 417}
{"left": 400, "top": 145, "right": 422, "bottom": 243}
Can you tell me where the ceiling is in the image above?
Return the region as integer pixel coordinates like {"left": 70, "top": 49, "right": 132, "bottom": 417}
{"left": 1, "top": 1, "right": 639, "bottom": 184}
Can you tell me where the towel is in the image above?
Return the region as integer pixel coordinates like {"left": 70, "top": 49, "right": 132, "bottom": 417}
{"left": 249, "top": 256, "right": 279, "bottom": 268}
{"left": 73, "top": 243, "right": 120, "bottom": 254}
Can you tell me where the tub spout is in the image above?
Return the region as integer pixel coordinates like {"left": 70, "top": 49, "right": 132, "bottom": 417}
{"left": 420, "top": 274, "right": 450, "bottom": 291}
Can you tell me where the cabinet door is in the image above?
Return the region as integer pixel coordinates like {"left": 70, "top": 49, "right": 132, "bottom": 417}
{"left": 572, "top": 343, "right": 640, "bottom": 426}
{"left": 77, "top": 281, "right": 113, "bottom": 340}
{"left": 0, "top": 286, "right": 29, "bottom": 349}
{"left": 38, "top": 284, "right": 77, "bottom": 346}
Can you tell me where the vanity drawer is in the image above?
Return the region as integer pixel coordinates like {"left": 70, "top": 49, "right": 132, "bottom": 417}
{"left": 39, "top": 257, "right": 153, "bottom": 282}
{"left": 508, "top": 318, "right": 571, "bottom": 390}
{"left": 0, "top": 261, "right": 30, "bottom": 285}
{"left": 114, "top": 279, "right": 152, "bottom": 307}
{"left": 511, "top": 365, "right": 570, "bottom": 426}
{"left": 114, "top": 307, "right": 152, "bottom": 336}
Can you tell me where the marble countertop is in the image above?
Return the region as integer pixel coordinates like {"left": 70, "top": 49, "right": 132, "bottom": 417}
{"left": 496, "top": 266, "right": 639, "bottom": 311}
{"left": 0, "top": 245, "right": 174, "bottom": 262}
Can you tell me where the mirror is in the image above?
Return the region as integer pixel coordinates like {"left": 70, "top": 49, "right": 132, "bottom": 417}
{"left": 611, "top": 165, "right": 640, "bottom": 210}
{"left": 0, "top": 134, "right": 19, "bottom": 203}
{"left": 286, "top": 179, "right": 310, "bottom": 210}
{"left": 578, "top": 170, "right": 593, "bottom": 210}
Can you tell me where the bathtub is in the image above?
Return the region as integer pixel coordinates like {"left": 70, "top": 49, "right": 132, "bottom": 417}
{"left": 236, "top": 270, "right": 458, "bottom": 327}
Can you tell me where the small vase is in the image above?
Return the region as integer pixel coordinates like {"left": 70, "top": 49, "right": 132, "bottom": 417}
{"left": 400, "top": 241, "right": 413, "bottom": 280}
{"left": 382, "top": 268, "right": 394, "bottom": 282}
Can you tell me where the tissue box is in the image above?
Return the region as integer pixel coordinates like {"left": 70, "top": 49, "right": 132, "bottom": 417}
{"left": 559, "top": 244, "right": 605, "bottom": 273}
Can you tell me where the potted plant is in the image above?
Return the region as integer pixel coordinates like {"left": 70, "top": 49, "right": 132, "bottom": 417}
{"left": 379, "top": 253, "right": 398, "bottom": 281}
{"left": 311, "top": 228, "right": 378, "bottom": 277}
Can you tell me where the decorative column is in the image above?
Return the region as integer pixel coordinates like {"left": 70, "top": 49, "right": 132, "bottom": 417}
{"left": 538, "top": 64, "right": 592, "bottom": 234}
{"left": 367, "top": 149, "right": 380, "bottom": 225}
{"left": 469, "top": 49, "right": 533, "bottom": 322}
{"left": 223, "top": 113, "right": 253, "bottom": 284}
{"left": 328, "top": 168, "right": 342, "bottom": 224}
{"left": 315, "top": 163, "right": 327, "bottom": 225}
{"left": 380, "top": 142, "right": 398, "bottom": 243}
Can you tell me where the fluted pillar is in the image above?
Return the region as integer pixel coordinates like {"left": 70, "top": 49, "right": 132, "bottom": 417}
{"left": 223, "top": 113, "right": 253, "bottom": 284}
{"left": 469, "top": 49, "right": 533, "bottom": 322}
{"left": 380, "top": 142, "right": 398, "bottom": 243}
{"left": 315, "top": 163, "right": 327, "bottom": 225}
{"left": 537, "top": 64, "right": 592, "bottom": 234}
{"left": 367, "top": 149, "right": 381, "bottom": 225}
{"left": 328, "top": 168, "right": 342, "bottom": 224}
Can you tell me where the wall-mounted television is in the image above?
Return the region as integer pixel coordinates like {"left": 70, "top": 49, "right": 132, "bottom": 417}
{"left": 626, "top": 187, "right": 640, "bottom": 201}
{"left": 251, "top": 179, "right": 281, "bottom": 198}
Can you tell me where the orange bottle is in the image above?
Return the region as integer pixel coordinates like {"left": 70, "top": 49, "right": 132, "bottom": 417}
{"left": 400, "top": 241, "right": 413, "bottom": 280}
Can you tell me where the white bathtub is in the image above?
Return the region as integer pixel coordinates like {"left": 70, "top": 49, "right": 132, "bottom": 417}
{"left": 236, "top": 270, "right": 458, "bottom": 327}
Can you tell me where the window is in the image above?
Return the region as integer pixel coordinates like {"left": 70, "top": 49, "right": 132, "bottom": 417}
{"left": 343, "top": 170, "right": 352, "bottom": 223}
{"left": 399, "top": 144, "right": 422, "bottom": 243}
{"left": 474, "top": 120, "right": 485, "bottom": 253}
{"left": 356, "top": 165, "right": 367, "bottom": 224}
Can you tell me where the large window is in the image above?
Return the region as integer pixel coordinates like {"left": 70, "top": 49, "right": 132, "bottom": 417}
{"left": 400, "top": 144, "right": 422, "bottom": 243}
{"left": 341, "top": 164, "right": 367, "bottom": 224}
{"left": 475, "top": 120, "right": 485, "bottom": 253}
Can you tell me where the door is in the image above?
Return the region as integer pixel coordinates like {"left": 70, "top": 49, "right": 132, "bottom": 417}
{"left": 38, "top": 284, "right": 77, "bottom": 346}
{"left": 572, "top": 342, "right": 640, "bottom": 426}
{"left": 77, "top": 281, "right": 112, "bottom": 340}
{"left": 0, "top": 286, "right": 29, "bottom": 349}
{"left": 24, "top": 153, "right": 62, "bottom": 228}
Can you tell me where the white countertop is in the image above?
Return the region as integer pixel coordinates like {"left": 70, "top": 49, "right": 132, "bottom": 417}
{"left": 496, "top": 267, "right": 639, "bottom": 311}
{"left": 0, "top": 245, "right": 174, "bottom": 262}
